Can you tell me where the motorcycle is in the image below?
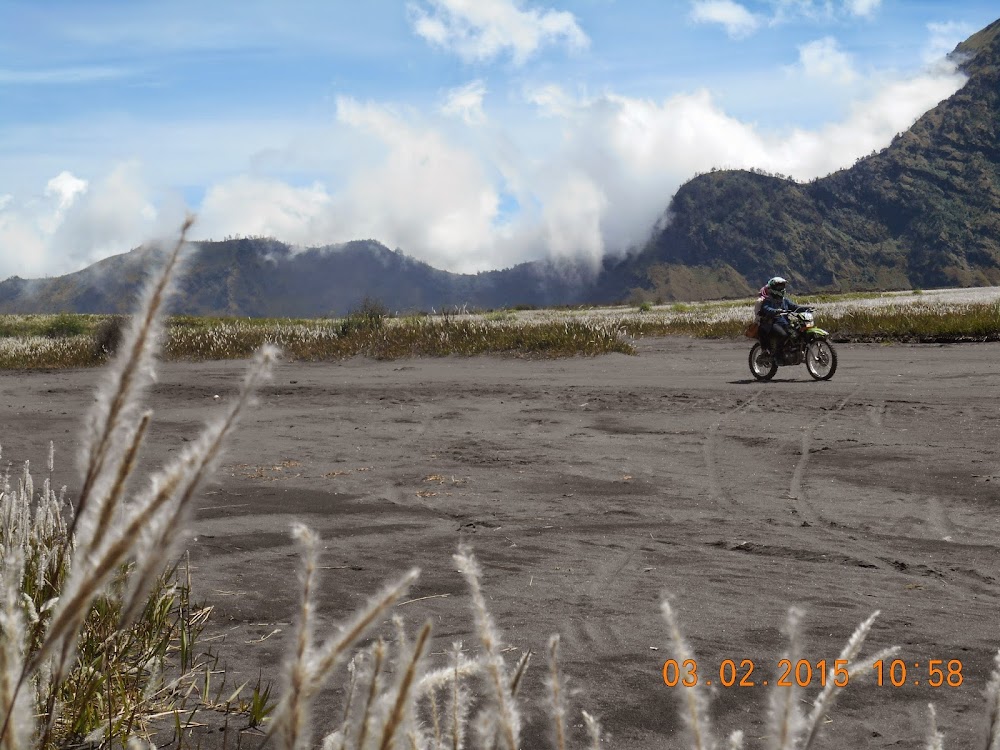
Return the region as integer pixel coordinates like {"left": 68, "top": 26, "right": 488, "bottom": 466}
{"left": 748, "top": 309, "right": 837, "bottom": 381}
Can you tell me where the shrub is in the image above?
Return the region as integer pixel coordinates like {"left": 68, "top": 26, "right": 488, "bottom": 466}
{"left": 92, "top": 315, "right": 127, "bottom": 357}
{"left": 42, "top": 313, "right": 87, "bottom": 339}
{"left": 339, "top": 296, "right": 390, "bottom": 337}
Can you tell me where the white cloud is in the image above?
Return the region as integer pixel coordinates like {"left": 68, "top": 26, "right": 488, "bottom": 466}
{"left": 45, "top": 171, "right": 88, "bottom": 211}
{"left": 331, "top": 97, "right": 501, "bottom": 270}
{"left": 690, "top": 0, "right": 760, "bottom": 39}
{"left": 0, "top": 163, "right": 162, "bottom": 279}
{"left": 441, "top": 80, "right": 488, "bottom": 124}
{"left": 771, "top": 0, "right": 881, "bottom": 25}
{"left": 796, "top": 37, "right": 858, "bottom": 85}
{"left": 408, "top": 0, "right": 588, "bottom": 64}
{"left": 845, "top": 0, "right": 881, "bottom": 18}
{"left": 198, "top": 177, "right": 332, "bottom": 244}
{"left": 0, "top": 66, "right": 135, "bottom": 84}
{"left": 925, "top": 21, "right": 974, "bottom": 66}
{"left": 48, "top": 163, "right": 159, "bottom": 267}
{"left": 543, "top": 172, "right": 606, "bottom": 266}
{"left": 524, "top": 83, "right": 576, "bottom": 117}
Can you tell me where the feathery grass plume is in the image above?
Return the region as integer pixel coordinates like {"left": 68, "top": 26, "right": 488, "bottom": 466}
{"left": 393, "top": 614, "right": 411, "bottom": 662}
{"left": 91, "top": 411, "right": 152, "bottom": 561}
{"left": 73, "top": 216, "right": 194, "bottom": 552}
{"left": 547, "top": 635, "right": 568, "bottom": 750}
{"left": 268, "top": 523, "right": 418, "bottom": 750}
{"left": 799, "top": 610, "right": 880, "bottom": 750}
{"left": 925, "top": 704, "right": 945, "bottom": 750}
{"left": 120, "top": 344, "right": 277, "bottom": 625}
{"left": 426, "top": 684, "right": 443, "bottom": 750}
{"left": 660, "top": 598, "right": 717, "bottom": 750}
{"left": 767, "top": 607, "right": 804, "bottom": 750}
{"left": 985, "top": 650, "right": 1000, "bottom": 750}
{"left": 0, "top": 552, "right": 32, "bottom": 750}
{"left": 453, "top": 546, "right": 520, "bottom": 750}
{"left": 29, "top": 221, "right": 194, "bottom": 713}
{"left": 37, "top": 344, "right": 278, "bottom": 690}
{"left": 509, "top": 650, "right": 531, "bottom": 698}
{"left": 361, "top": 640, "right": 389, "bottom": 750}
{"left": 375, "top": 621, "right": 431, "bottom": 750}
{"left": 413, "top": 645, "right": 479, "bottom": 698}
{"left": 308, "top": 567, "right": 419, "bottom": 695}
{"left": 581, "top": 710, "right": 602, "bottom": 750}
{"left": 323, "top": 656, "right": 360, "bottom": 750}
{"left": 449, "top": 642, "right": 472, "bottom": 750}
{"left": 337, "top": 639, "right": 388, "bottom": 750}
{"left": 273, "top": 523, "right": 321, "bottom": 750}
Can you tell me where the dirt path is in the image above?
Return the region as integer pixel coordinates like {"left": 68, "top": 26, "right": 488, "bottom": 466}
{"left": 3, "top": 337, "right": 1000, "bottom": 748}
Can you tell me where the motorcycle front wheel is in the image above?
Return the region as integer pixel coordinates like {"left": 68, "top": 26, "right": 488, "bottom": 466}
{"left": 749, "top": 343, "right": 777, "bottom": 381}
{"left": 806, "top": 339, "right": 837, "bottom": 380}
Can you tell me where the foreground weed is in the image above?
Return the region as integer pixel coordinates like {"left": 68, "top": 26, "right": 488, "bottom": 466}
{"left": 0, "top": 218, "right": 276, "bottom": 750}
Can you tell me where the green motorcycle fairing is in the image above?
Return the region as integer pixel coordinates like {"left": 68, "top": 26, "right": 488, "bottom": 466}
{"left": 805, "top": 327, "right": 830, "bottom": 338}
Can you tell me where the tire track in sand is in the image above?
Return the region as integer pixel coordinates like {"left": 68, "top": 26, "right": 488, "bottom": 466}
{"left": 787, "top": 385, "right": 863, "bottom": 524}
{"left": 704, "top": 393, "right": 761, "bottom": 506}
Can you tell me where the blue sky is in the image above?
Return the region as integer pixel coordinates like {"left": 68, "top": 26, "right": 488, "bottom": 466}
{"left": 0, "top": 0, "right": 997, "bottom": 279}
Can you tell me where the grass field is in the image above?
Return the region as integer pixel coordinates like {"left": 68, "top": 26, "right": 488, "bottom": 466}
{"left": 3, "top": 287, "right": 1000, "bottom": 369}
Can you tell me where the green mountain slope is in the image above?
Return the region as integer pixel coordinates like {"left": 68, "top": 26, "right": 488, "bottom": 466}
{"left": 609, "top": 17, "right": 1000, "bottom": 301}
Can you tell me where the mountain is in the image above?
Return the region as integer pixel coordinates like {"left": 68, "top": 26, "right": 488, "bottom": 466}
{"left": 1, "top": 18, "right": 998, "bottom": 314}
{"left": 0, "top": 239, "right": 591, "bottom": 316}
{"left": 607, "top": 17, "right": 1000, "bottom": 301}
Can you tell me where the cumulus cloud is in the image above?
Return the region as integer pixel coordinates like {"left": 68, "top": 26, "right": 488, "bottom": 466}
{"left": 441, "top": 80, "right": 488, "bottom": 124}
{"left": 796, "top": 37, "right": 858, "bottom": 85}
{"left": 689, "top": 0, "right": 760, "bottom": 39}
{"left": 197, "top": 97, "right": 503, "bottom": 273}
{"left": 0, "top": 163, "right": 165, "bottom": 279}
{"left": 198, "top": 177, "right": 332, "bottom": 244}
{"left": 844, "top": 0, "right": 881, "bottom": 18}
{"left": 408, "top": 0, "right": 588, "bottom": 64}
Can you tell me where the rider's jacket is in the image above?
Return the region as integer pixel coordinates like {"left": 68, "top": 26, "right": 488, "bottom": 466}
{"left": 759, "top": 294, "right": 806, "bottom": 327}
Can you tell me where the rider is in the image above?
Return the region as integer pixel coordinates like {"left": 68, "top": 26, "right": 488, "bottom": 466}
{"left": 757, "top": 276, "right": 808, "bottom": 355}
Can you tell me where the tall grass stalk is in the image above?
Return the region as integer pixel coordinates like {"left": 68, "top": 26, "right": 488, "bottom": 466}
{"left": 984, "top": 650, "right": 1000, "bottom": 750}
{"left": 926, "top": 704, "right": 945, "bottom": 750}
{"left": 767, "top": 608, "right": 804, "bottom": 750}
{"left": 0, "top": 219, "right": 276, "bottom": 750}
{"left": 661, "top": 598, "right": 717, "bottom": 750}
{"left": 547, "top": 635, "right": 568, "bottom": 750}
{"left": 800, "top": 610, "right": 880, "bottom": 749}
{"left": 454, "top": 547, "right": 521, "bottom": 750}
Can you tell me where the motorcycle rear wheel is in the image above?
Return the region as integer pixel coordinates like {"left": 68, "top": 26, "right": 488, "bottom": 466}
{"left": 806, "top": 339, "right": 837, "bottom": 380}
{"left": 749, "top": 343, "right": 777, "bottom": 381}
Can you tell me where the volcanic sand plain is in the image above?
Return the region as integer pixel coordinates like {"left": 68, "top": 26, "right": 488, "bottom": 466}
{"left": 4, "top": 336, "right": 1000, "bottom": 748}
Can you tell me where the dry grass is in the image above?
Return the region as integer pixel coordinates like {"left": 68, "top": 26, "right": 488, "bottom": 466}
{"left": 6, "top": 286, "right": 1000, "bottom": 370}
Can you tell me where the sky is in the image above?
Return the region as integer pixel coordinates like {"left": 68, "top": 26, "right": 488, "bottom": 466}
{"left": 0, "top": 0, "right": 997, "bottom": 280}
